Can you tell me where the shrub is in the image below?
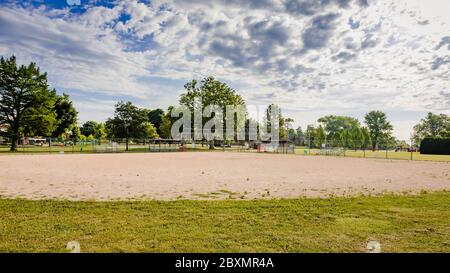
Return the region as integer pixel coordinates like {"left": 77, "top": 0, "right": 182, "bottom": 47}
{"left": 420, "top": 138, "right": 450, "bottom": 155}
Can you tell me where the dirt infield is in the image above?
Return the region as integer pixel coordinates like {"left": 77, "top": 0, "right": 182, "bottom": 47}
{"left": 1, "top": 152, "right": 449, "bottom": 200}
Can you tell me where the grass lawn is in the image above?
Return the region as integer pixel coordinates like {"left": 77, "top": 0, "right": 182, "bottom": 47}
{"left": 0, "top": 144, "right": 150, "bottom": 154}
{"left": 2, "top": 143, "right": 450, "bottom": 162}
{"left": 0, "top": 192, "right": 449, "bottom": 253}
{"left": 294, "top": 148, "right": 450, "bottom": 162}
{"left": 0, "top": 144, "right": 95, "bottom": 153}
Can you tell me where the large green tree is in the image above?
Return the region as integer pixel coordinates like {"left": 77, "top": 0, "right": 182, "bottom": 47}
{"left": 179, "top": 76, "right": 246, "bottom": 142}
{"left": 71, "top": 125, "right": 82, "bottom": 142}
{"left": 148, "top": 108, "right": 165, "bottom": 135}
{"left": 81, "top": 121, "right": 100, "bottom": 137}
{"left": 21, "top": 90, "right": 58, "bottom": 138}
{"left": 349, "top": 127, "right": 364, "bottom": 150}
{"left": 180, "top": 77, "right": 246, "bottom": 111}
{"left": 412, "top": 112, "right": 450, "bottom": 145}
{"left": 52, "top": 93, "right": 78, "bottom": 137}
{"left": 340, "top": 129, "right": 351, "bottom": 148}
{"left": 0, "top": 56, "right": 58, "bottom": 151}
{"left": 159, "top": 114, "right": 172, "bottom": 139}
{"left": 105, "top": 101, "right": 158, "bottom": 151}
{"left": 317, "top": 115, "right": 360, "bottom": 141}
{"left": 364, "top": 111, "right": 393, "bottom": 151}
{"left": 80, "top": 120, "right": 106, "bottom": 139}
{"left": 360, "top": 127, "right": 371, "bottom": 150}
{"left": 314, "top": 126, "right": 326, "bottom": 148}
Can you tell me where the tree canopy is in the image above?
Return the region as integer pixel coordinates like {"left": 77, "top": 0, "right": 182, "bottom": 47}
{"left": 412, "top": 112, "right": 450, "bottom": 145}
{"left": 148, "top": 108, "right": 165, "bottom": 135}
{"left": 0, "top": 56, "right": 76, "bottom": 151}
{"left": 52, "top": 93, "right": 78, "bottom": 138}
{"left": 0, "top": 56, "right": 420, "bottom": 151}
{"left": 180, "top": 76, "right": 246, "bottom": 111}
{"left": 317, "top": 115, "right": 360, "bottom": 138}
{"left": 159, "top": 113, "right": 172, "bottom": 139}
{"left": 364, "top": 110, "right": 393, "bottom": 151}
{"left": 179, "top": 76, "right": 247, "bottom": 142}
{"left": 105, "top": 101, "right": 159, "bottom": 150}
{"left": 80, "top": 120, "right": 106, "bottom": 139}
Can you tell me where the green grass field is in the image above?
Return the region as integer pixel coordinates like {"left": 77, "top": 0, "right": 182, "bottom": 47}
{"left": 2, "top": 143, "right": 450, "bottom": 162}
{"left": 0, "top": 144, "right": 95, "bottom": 153}
{"left": 0, "top": 144, "right": 149, "bottom": 154}
{"left": 1, "top": 192, "right": 449, "bottom": 253}
{"left": 295, "top": 148, "right": 450, "bottom": 162}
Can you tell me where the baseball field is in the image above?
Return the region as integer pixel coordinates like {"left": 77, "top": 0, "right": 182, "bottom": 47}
{"left": 0, "top": 152, "right": 449, "bottom": 253}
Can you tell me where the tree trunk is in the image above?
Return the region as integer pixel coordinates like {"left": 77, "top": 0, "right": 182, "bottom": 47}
{"left": 126, "top": 138, "right": 129, "bottom": 151}
{"left": 9, "top": 119, "right": 20, "bottom": 152}
{"left": 10, "top": 137, "right": 18, "bottom": 152}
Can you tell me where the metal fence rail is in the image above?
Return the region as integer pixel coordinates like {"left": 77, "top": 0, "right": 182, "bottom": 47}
{"left": 295, "top": 147, "right": 450, "bottom": 161}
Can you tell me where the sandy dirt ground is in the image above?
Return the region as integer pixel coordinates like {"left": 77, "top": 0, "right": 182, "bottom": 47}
{"left": 1, "top": 152, "right": 449, "bottom": 200}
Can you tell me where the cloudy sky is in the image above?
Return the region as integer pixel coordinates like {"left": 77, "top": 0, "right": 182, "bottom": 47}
{"left": 0, "top": 0, "right": 449, "bottom": 140}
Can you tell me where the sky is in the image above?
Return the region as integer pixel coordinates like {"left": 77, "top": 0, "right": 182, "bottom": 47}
{"left": 0, "top": 0, "right": 449, "bottom": 140}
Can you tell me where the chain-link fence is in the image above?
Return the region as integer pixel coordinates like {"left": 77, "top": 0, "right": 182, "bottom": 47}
{"left": 292, "top": 139, "right": 450, "bottom": 161}
{"left": 0, "top": 137, "right": 154, "bottom": 153}
{"left": 0, "top": 137, "right": 296, "bottom": 154}
{"left": 0, "top": 136, "right": 448, "bottom": 161}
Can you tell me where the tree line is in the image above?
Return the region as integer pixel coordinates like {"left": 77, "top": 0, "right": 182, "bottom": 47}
{"left": 0, "top": 56, "right": 78, "bottom": 151}
{"left": 289, "top": 113, "right": 393, "bottom": 151}
{"left": 287, "top": 112, "right": 449, "bottom": 151}
{"left": 1, "top": 56, "right": 449, "bottom": 152}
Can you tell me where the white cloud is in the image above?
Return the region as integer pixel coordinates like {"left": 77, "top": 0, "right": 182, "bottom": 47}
{"left": 0, "top": 0, "right": 448, "bottom": 139}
